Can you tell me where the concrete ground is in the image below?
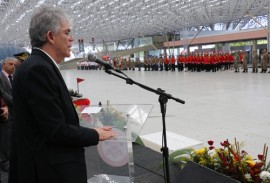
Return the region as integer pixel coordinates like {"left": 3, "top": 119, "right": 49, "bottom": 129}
{"left": 61, "top": 68, "right": 270, "bottom": 162}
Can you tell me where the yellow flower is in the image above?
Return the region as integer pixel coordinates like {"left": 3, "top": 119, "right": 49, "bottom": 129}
{"left": 246, "top": 160, "right": 256, "bottom": 168}
{"left": 195, "top": 148, "right": 206, "bottom": 155}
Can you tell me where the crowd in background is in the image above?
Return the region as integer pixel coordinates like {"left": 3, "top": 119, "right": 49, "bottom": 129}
{"left": 77, "top": 49, "right": 270, "bottom": 73}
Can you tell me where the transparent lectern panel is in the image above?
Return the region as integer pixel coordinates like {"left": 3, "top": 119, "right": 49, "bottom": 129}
{"left": 76, "top": 105, "right": 97, "bottom": 128}
{"left": 79, "top": 104, "right": 153, "bottom": 183}
{"left": 80, "top": 104, "right": 153, "bottom": 142}
{"left": 87, "top": 139, "right": 133, "bottom": 183}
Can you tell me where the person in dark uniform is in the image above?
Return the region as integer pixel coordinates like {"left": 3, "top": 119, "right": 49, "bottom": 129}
{"left": 136, "top": 58, "right": 141, "bottom": 71}
{"left": 242, "top": 50, "right": 248, "bottom": 73}
{"left": 13, "top": 52, "right": 30, "bottom": 63}
{"left": 252, "top": 50, "right": 259, "bottom": 73}
{"left": 234, "top": 52, "right": 240, "bottom": 72}
{"left": 261, "top": 49, "right": 268, "bottom": 73}
{"left": 147, "top": 56, "right": 151, "bottom": 71}
{"left": 164, "top": 55, "right": 169, "bottom": 71}
{"left": 144, "top": 56, "right": 148, "bottom": 71}
{"left": 159, "top": 56, "right": 164, "bottom": 71}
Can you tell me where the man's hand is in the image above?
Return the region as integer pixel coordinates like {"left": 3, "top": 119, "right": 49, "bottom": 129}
{"left": 0, "top": 106, "right": 8, "bottom": 121}
{"left": 94, "top": 126, "right": 117, "bottom": 141}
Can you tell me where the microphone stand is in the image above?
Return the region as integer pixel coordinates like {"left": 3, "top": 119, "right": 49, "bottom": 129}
{"left": 104, "top": 69, "right": 185, "bottom": 183}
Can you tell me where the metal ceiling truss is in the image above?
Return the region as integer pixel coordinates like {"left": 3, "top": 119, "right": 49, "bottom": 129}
{"left": 0, "top": 0, "right": 269, "bottom": 48}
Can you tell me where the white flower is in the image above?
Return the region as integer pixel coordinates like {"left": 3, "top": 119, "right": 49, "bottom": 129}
{"left": 260, "top": 171, "right": 270, "bottom": 181}
{"left": 244, "top": 174, "right": 252, "bottom": 181}
{"left": 207, "top": 149, "right": 216, "bottom": 157}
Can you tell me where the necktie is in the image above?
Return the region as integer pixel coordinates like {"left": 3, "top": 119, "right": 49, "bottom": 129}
{"left": 8, "top": 75, "right": 13, "bottom": 84}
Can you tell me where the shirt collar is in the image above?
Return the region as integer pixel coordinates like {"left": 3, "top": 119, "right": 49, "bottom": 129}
{"left": 1, "top": 70, "right": 11, "bottom": 78}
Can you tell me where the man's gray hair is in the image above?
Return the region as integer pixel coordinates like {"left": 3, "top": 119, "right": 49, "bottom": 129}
{"left": 29, "top": 6, "right": 71, "bottom": 47}
{"left": 3, "top": 57, "right": 17, "bottom": 63}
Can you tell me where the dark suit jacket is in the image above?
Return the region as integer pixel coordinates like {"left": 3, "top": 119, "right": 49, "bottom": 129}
{"left": 0, "top": 66, "right": 13, "bottom": 163}
{"left": 0, "top": 71, "right": 13, "bottom": 119}
{"left": 10, "top": 49, "right": 99, "bottom": 183}
{"left": 0, "top": 71, "right": 12, "bottom": 100}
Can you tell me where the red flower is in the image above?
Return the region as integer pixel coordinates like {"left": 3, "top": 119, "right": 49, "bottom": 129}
{"left": 228, "top": 147, "right": 239, "bottom": 161}
{"left": 253, "top": 162, "right": 264, "bottom": 170}
{"left": 258, "top": 154, "right": 263, "bottom": 161}
{"left": 221, "top": 140, "right": 230, "bottom": 147}
{"left": 209, "top": 146, "right": 215, "bottom": 150}
{"left": 208, "top": 140, "right": 214, "bottom": 146}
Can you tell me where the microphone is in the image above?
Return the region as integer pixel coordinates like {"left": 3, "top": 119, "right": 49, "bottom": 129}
{"left": 87, "top": 53, "right": 115, "bottom": 70}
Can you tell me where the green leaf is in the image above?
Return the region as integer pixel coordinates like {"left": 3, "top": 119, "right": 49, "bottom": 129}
{"left": 134, "top": 136, "right": 145, "bottom": 146}
{"left": 169, "top": 148, "right": 193, "bottom": 162}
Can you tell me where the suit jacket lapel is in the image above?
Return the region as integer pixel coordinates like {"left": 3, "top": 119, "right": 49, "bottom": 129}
{"left": 0, "top": 72, "right": 11, "bottom": 90}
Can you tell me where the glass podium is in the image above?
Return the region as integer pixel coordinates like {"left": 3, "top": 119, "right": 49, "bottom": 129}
{"left": 78, "top": 104, "right": 153, "bottom": 183}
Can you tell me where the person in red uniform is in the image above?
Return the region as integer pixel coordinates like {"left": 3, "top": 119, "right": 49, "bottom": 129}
{"left": 164, "top": 54, "right": 169, "bottom": 71}
{"left": 177, "top": 54, "right": 183, "bottom": 71}
{"left": 170, "top": 55, "right": 175, "bottom": 71}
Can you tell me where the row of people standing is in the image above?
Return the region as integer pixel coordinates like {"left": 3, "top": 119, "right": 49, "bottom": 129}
{"left": 77, "top": 61, "right": 99, "bottom": 70}
{"left": 77, "top": 50, "right": 270, "bottom": 73}
{"left": 94, "top": 52, "right": 235, "bottom": 72}
{"left": 112, "top": 57, "right": 136, "bottom": 70}
{"left": 233, "top": 49, "right": 269, "bottom": 73}
{"left": 142, "top": 52, "right": 234, "bottom": 72}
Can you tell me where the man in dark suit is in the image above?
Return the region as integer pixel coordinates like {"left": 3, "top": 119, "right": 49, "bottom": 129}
{"left": 0, "top": 87, "right": 9, "bottom": 183}
{"left": 0, "top": 57, "right": 17, "bottom": 172}
{"left": 9, "top": 6, "right": 116, "bottom": 183}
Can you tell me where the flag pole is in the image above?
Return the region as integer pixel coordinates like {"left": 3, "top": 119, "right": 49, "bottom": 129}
{"left": 76, "top": 78, "right": 84, "bottom": 95}
{"left": 77, "top": 82, "right": 80, "bottom": 94}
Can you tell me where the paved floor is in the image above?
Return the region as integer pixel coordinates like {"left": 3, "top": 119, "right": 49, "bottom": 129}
{"left": 61, "top": 68, "right": 270, "bottom": 162}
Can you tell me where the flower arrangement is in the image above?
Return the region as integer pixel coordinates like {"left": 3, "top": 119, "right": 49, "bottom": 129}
{"left": 93, "top": 106, "right": 127, "bottom": 130}
{"left": 74, "top": 104, "right": 127, "bottom": 130}
{"left": 170, "top": 138, "right": 270, "bottom": 183}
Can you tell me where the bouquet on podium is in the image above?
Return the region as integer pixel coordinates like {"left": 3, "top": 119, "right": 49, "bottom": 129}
{"left": 94, "top": 106, "right": 127, "bottom": 130}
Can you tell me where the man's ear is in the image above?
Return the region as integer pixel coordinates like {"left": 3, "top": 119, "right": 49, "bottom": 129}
{"left": 46, "top": 31, "right": 55, "bottom": 44}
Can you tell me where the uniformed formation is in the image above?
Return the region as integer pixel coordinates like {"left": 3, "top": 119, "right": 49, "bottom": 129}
{"left": 76, "top": 60, "right": 99, "bottom": 70}
{"left": 77, "top": 49, "right": 270, "bottom": 73}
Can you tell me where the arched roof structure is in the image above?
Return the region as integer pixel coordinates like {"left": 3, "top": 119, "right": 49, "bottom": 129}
{"left": 0, "top": 0, "right": 269, "bottom": 47}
